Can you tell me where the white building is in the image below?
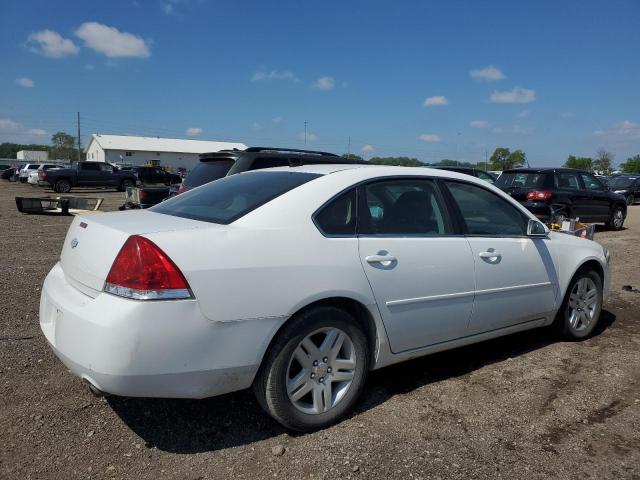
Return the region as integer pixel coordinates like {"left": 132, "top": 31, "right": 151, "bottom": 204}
{"left": 17, "top": 150, "right": 49, "bottom": 162}
{"left": 84, "top": 134, "right": 247, "bottom": 171}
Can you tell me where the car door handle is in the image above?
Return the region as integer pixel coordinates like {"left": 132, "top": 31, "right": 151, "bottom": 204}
{"left": 479, "top": 251, "right": 501, "bottom": 259}
{"left": 365, "top": 254, "right": 397, "bottom": 264}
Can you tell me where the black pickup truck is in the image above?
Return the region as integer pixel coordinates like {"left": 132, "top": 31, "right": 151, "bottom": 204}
{"left": 42, "top": 162, "right": 138, "bottom": 193}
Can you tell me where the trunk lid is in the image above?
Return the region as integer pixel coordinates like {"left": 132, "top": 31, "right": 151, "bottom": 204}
{"left": 60, "top": 210, "right": 213, "bottom": 292}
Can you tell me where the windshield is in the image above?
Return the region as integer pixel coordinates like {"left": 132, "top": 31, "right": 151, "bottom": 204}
{"left": 496, "top": 172, "right": 546, "bottom": 188}
{"left": 152, "top": 171, "right": 321, "bottom": 224}
{"left": 608, "top": 177, "right": 637, "bottom": 189}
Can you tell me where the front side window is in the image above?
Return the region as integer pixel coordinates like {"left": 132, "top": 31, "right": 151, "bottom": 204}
{"left": 314, "top": 189, "right": 357, "bottom": 235}
{"left": 153, "top": 171, "right": 320, "bottom": 224}
{"left": 99, "top": 163, "right": 113, "bottom": 172}
{"left": 359, "top": 179, "right": 447, "bottom": 235}
{"left": 446, "top": 181, "right": 526, "bottom": 236}
{"left": 580, "top": 173, "right": 604, "bottom": 191}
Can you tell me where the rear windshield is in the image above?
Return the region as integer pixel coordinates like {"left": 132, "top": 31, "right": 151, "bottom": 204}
{"left": 184, "top": 159, "right": 234, "bottom": 188}
{"left": 152, "top": 171, "right": 321, "bottom": 224}
{"left": 608, "top": 176, "right": 637, "bottom": 189}
{"left": 496, "top": 172, "right": 546, "bottom": 188}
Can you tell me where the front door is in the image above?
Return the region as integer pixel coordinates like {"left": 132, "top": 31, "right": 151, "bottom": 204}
{"left": 444, "top": 180, "right": 558, "bottom": 333}
{"left": 357, "top": 178, "right": 475, "bottom": 353}
{"left": 579, "top": 173, "right": 611, "bottom": 221}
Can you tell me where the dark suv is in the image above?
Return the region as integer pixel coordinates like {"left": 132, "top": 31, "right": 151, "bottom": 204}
{"left": 606, "top": 174, "right": 640, "bottom": 205}
{"left": 496, "top": 168, "right": 627, "bottom": 230}
{"left": 177, "top": 147, "right": 367, "bottom": 194}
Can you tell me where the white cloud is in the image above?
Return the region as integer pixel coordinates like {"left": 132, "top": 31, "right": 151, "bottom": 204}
{"left": 251, "top": 70, "right": 298, "bottom": 82}
{"left": 16, "top": 77, "right": 35, "bottom": 88}
{"left": 185, "top": 127, "right": 202, "bottom": 136}
{"left": 515, "top": 110, "right": 530, "bottom": 118}
{"left": 272, "top": 116, "right": 282, "bottom": 124}
{"left": 469, "top": 120, "right": 490, "bottom": 129}
{"left": 298, "top": 132, "right": 317, "bottom": 142}
{"left": 27, "top": 30, "right": 79, "bottom": 58}
{"left": 489, "top": 87, "right": 535, "bottom": 104}
{"left": 0, "top": 119, "right": 20, "bottom": 130}
{"left": 312, "top": 76, "right": 335, "bottom": 91}
{"left": 470, "top": 65, "right": 506, "bottom": 81}
{"left": 424, "top": 96, "right": 448, "bottom": 107}
{"left": 419, "top": 133, "right": 441, "bottom": 142}
{"left": 28, "top": 128, "right": 47, "bottom": 136}
{"left": 84, "top": 64, "right": 95, "bottom": 71}
{"left": 594, "top": 120, "right": 640, "bottom": 139}
{"left": 75, "top": 22, "right": 150, "bottom": 58}
{"left": 361, "top": 144, "right": 374, "bottom": 153}
{"left": 491, "top": 124, "right": 533, "bottom": 134}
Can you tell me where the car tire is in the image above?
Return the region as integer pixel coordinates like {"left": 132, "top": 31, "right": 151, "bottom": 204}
{"left": 253, "top": 306, "right": 369, "bottom": 432}
{"left": 54, "top": 179, "right": 71, "bottom": 193}
{"left": 555, "top": 268, "right": 603, "bottom": 340}
{"left": 119, "top": 179, "right": 134, "bottom": 192}
{"left": 605, "top": 205, "right": 625, "bottom": 230}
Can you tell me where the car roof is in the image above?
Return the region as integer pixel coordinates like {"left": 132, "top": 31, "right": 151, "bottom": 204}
{"left": 502, "top": 167, "right": 586, "bottom": 173}
{"left": 430, "top": 165, "right": 474, "bottom": 171}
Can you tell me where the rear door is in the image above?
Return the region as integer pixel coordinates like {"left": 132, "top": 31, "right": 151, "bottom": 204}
{"left": 77, "top": 163, "right": 101, "bottom": 185}
{"left": 356, "top": 178, "right": 475, "bottom": 352}
{"left": 579, "top": 173, "right": 611, "bottom": 221}
{"left": 444, "top": 180, "right": 557, "bottom": 334}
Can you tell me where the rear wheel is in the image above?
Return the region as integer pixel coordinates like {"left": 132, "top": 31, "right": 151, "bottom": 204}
{"left": 253, "top": 306, "right": 369, "bottom": 431}
{"left": 605, "top": 205, "right": 625, "bottom": 230}
{"left": 54, "top": 179, "right": 71, "bottom": 193}
{"left": 556, "top": 269, "right": 602, "bottom": 340}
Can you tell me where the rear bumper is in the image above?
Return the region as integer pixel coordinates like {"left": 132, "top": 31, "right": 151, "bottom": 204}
{"left": 39, "top": 262, "right": 282, "bottom": 399}
{"left": 520, "top": 201, "right": 552, "bottom": 220}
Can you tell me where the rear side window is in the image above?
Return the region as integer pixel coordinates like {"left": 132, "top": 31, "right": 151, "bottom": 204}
{"left": 184, "top": 159, "right": 234, "bottom": 188}
{"left": 80, "top": 163, "right": 100, "bottom": 171}
{"left": 496, "top": 172, "right": 546, "bottom": 188}
{"left": 153, "top": 171, "right": 320, "bottom": 224}
{"left": 314, "top": 189, "right": 357, "bottom": 235}
{"left": 555, "top": 172, "right": 580, "bottom": 189}
{"left": 248, "top": 157, "right": 291, "bottom": 170}
{"left": 446, "top": 181, "right": 526, "bottom": 236}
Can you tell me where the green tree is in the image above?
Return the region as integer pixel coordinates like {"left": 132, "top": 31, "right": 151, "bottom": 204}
{"left": 51, "top": 132, "right": 77, "bottom": 161}
{"left": 489, "top": 148, "right": 526, "bottom": 170}
{"left": 593, "top": 148, "right": 614, "bottom": 174}
{"left": 563, "top": 155, "right": 593, "bottom": 170}
{"left": 0, "top": 142, "right": 49, "bottom": 159}
{"left": 428, "top": 159, "right": 476, "bottom": 167}
{"left": 369, "top": 156, "right": 425, "bottom": 167}
{"left": 620, "top": 154, "right": 640, "bottom": 173}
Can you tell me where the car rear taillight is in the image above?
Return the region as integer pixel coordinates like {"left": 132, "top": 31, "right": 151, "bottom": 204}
{"left": 104, "top": 235, "right": 192, "bottom": 300}
{"left": 526, "top": 190, "right": 552, "bottom": 201}
{"left": 176, "top": 183, "right": 187, "bottom": 195}
{"left": 39, "top": 170, "right": 46, "bottom": 179}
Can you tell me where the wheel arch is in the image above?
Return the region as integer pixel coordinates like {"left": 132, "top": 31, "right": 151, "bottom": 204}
{"left": 561, "top": 258, "right": 605, "bottom": 300}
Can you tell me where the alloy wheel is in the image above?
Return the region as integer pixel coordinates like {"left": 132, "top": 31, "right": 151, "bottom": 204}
{"left": 613, "top": 208, "right": 624, "bottom": 229}
{"left": 286, "top": 327, "right": 356, "bottom": 414}
{"left": 567, "top": 277, "right": 599, "bottom": 332}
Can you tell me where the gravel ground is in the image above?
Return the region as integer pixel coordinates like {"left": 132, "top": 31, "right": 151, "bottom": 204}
{"left": 1, "top": 181, "right": 639, "bottom": 480}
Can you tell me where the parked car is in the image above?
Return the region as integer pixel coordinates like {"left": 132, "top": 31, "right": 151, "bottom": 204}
{"left": 27, "top": 164, "right": 62, "bottom": 186}
{"left": 133, "top": 166, "right": 182, "bottom": 186}
{"left": 19, "top": 163, "right": 41, "bottom": 182}
{"left": 1, "top": 167, "right": 17, "bottom": 180}
{"left": 496, "top": 168, "right": 627, "bottom": 230}
{"left": 429, "top": 166, "right": 497, "bottom": 184}
{"left": 41, "top": 165, "right": 610, "bottom": 431}
{"left": 606, "top": 174, "right": 640, "bottom": 205}
{"left": 42, "top": 161, "right": 138, "bottom": 193}
{"left": 176, "top": 146, "right": 368, "bottom": 195}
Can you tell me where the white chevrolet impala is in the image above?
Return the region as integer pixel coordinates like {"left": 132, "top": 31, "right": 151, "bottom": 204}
{"left": 40, "top": 165, "right": 610, "bottom": 431}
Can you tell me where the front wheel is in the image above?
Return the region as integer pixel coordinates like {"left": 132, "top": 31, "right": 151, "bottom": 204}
{"left": 556, "top": 269, "right": 603, "bottom": 340}
{"left": 253, "top": 306, "right": 369, "bottom": 431}
{"left": 605, "top": 205, "right": 625, "bottom": 230}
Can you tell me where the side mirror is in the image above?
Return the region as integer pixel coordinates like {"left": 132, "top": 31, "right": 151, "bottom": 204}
{"left": 527, "top": 218, "right": 549, "bottom": 237}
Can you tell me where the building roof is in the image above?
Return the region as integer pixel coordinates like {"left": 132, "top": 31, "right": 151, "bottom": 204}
{"left": 86, "top": 134, "right": 247, "bottom": 154}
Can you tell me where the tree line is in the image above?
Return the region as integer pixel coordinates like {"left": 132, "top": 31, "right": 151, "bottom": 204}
{"left": 563, "top": 149, "right": 640, "bottom": 174}
{"left": 0, "top": 132, "right": 78, "bottom": 162}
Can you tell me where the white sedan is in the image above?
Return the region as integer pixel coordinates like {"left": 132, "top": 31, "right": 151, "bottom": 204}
{"left": 40, "top": 165, "right": 610, "bottom": 431}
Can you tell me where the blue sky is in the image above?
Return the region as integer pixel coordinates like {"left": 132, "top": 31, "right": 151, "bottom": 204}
{"left": 1, "top": 0, "right": 639, "bottom": 165}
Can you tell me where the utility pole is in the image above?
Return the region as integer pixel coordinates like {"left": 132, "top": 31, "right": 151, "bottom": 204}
{"left": 304, "top": 121, "right": 308, "bottom": 146}
{"left": 77, "top": 112, "right": 82, "bottom": 163}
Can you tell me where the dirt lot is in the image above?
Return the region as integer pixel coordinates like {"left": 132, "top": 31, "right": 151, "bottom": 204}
{"left": 1, "top": 181, "right": 639, "bottom": 480}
